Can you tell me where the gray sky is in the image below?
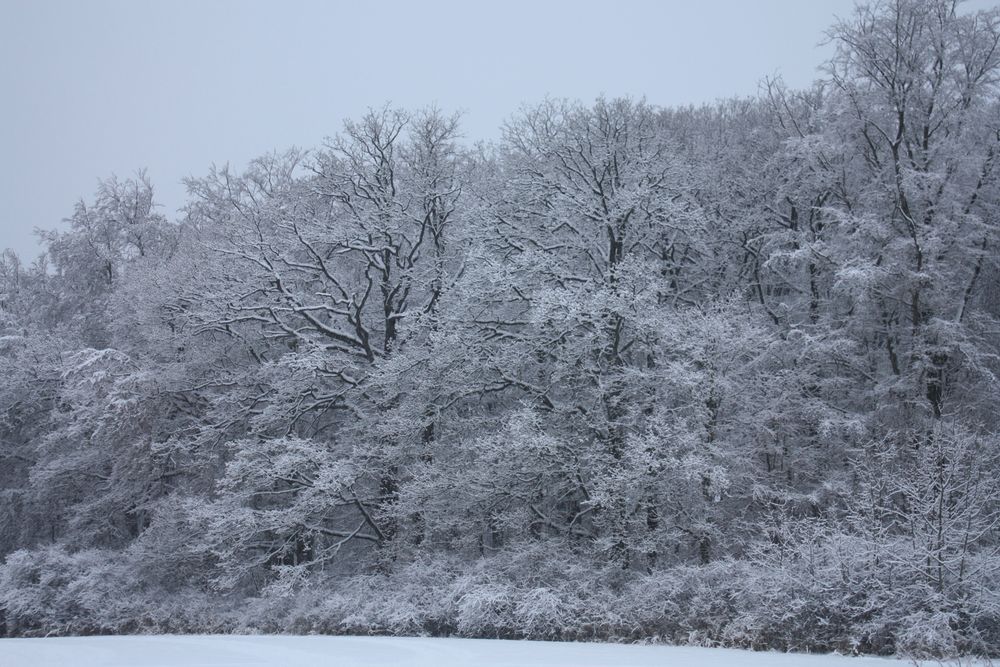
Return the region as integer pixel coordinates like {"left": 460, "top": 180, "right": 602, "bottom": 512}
{"left": 0, "top": 0, "right": 899, "bottom": 259}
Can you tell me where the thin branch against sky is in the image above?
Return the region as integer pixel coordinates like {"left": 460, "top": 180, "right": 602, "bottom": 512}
{"left": 0, "top": 0, "right": 863, "bottom": 259}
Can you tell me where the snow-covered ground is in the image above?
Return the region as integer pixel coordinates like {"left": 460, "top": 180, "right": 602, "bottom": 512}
{"left": 0, "top": 635, "right": 910, "bottom": 667}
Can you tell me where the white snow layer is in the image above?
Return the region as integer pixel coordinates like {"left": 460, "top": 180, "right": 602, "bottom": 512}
{"left": 0, "top": 635, "right": 909, "bottom": 667}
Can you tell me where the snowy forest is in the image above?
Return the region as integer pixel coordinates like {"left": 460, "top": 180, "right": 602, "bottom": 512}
{"left": 2, "top": 0, "right": 1000, "bottom": 658}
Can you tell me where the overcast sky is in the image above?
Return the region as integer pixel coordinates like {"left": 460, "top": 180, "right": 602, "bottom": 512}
{"left": 2, "top": 0, "right": 964, "bottom": 260}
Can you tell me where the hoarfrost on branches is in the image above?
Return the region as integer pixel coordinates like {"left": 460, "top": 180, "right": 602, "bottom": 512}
{"left": 3, "top": 1, "right": 1000, "bottom": 659}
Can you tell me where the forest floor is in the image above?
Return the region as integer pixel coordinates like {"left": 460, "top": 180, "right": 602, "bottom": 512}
{"left": 0, "top": 634, "right": 925, "bottom": 666}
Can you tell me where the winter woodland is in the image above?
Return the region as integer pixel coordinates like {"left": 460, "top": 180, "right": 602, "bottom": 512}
{"left": 2, "top": 0, "right": 1000, "bottom": 658}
